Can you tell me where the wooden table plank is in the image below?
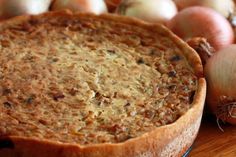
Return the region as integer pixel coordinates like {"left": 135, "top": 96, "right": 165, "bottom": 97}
{"left": 189, "top": 114, "right": 236, "bottom": 157}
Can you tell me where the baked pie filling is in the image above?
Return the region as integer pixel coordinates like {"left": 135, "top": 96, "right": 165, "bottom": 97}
{"left": 0, "top": 16, "right": 197, "bottom": 144}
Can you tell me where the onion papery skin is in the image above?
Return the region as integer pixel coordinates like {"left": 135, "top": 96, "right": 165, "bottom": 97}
{"left": 0, "top": 0, "right": 51, "bottom": 20}
{"left": 116, "top": 0, "right": 177, "bottom": 24}
{"left": 205, "top": 45, "right": 236, "bottom": 125}
{"left": 105, "top": 0, "right": 122, "bottom": 12}
{"left": 167, "top": 7, "right": 234, "bottom": 51}
{"left": 51, "top": 0, "right": 108, "bottom": 14}
{"left": 173, "top": 0, "right": 235, "bottom": 18}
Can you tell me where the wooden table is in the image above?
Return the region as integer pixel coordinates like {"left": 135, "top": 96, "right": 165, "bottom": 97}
{"left": 189, "top": 114, "right": 236, "bottom": 157}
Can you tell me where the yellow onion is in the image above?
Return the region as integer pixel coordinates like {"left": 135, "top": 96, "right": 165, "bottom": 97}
{"left": 205, "top": 45, "right": 236, "bottom": 125}
{"left": 167, "top": 7, "right": 234, "bottom": 51}
{"left": 0, "top": 0, "right": 51, "bottom": 20}
{"left": 116, "top": 0, "right": 177, "bottom": 24}
{"left": 51, "top": 0, "right": 108, "bottom": 14}
{"left": 173, "top": 0, "right": 235, "bottom": 18}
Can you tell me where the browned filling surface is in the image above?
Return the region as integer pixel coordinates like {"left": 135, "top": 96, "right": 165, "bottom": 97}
{"left": 0, "top": 14, "right": 197, "bottom": 145}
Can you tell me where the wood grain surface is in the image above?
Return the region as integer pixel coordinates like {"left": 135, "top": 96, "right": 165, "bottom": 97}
{"left": 189, "top": 113, "right": 236, "bottom": 157}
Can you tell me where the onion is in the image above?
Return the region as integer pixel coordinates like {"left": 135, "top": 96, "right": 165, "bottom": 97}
{"left": 205, "top": 45, "right": 236, "bottom": 125}
{"left": 116, "top": 0, "right": 177, "bottom": 24}
{"left": 51, "top": 0, "right": 108, "bottom": 14}
{"left": 167, "top": 7, "right": 234, "bottom": 51}
{"left": 187, "top": 37, "right": 215, "bottom": 65}
{"left": 173, "top": 0, "right": 235, "bottom": 18}
{"left": 105, "top": 0, "right": 122, "bottom": 13}
{"left": 0, "top": 0, "right": 51, "bottom": 20}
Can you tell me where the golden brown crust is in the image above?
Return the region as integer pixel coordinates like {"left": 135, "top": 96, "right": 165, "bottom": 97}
{"left": 0, "top": 10, "right": 206, "bottom": 157}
